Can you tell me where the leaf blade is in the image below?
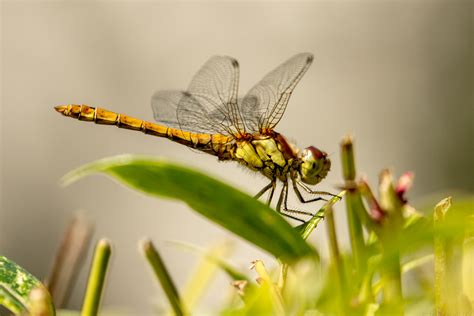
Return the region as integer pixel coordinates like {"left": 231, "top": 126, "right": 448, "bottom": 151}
{"left": 0, "top": 256, "right": 54, "bottom": 315}
{"left": 63, "top": 155, "right": 316, "bottom": 261}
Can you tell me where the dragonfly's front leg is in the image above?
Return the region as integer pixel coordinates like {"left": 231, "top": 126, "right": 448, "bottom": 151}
{"left": 291, "top": 178, "right": 327, "bottom": 204}
{"left": 296, "top": 179, "right": 339, "bottom": 200}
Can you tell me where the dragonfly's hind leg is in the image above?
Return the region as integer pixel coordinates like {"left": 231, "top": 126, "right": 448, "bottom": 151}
{"left": 254, "top": 180, "right": 276, "bottom": 206}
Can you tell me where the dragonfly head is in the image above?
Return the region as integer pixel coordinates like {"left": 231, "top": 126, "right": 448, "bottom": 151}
{"left": 299, "top": 146, "right": 331, "bottom": 185}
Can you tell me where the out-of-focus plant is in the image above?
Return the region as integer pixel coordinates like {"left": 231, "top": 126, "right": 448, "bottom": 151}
{"left": 0, "top": 136, "right": 472, "bottom": 315}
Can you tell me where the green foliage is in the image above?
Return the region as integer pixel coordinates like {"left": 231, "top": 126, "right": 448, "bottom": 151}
{"left": 0, "top": 256, "right": 54, "bottom": 315}
{"left": 58, "top": 143, "right": 473, "bottom": 315}
{"left": 63, "top": 154, "right": 317, "bottom": 262}
{"left": 2, "top": 135, "right": 471, "bottom": 315}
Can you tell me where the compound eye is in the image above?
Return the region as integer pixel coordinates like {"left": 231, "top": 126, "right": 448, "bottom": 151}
{"left": 307, "top": 146, "right": 325, "bottom": 160}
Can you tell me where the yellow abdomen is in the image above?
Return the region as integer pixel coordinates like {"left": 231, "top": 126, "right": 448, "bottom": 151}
{"left": 54, "top": 104, "right": 232, "bottom": 156}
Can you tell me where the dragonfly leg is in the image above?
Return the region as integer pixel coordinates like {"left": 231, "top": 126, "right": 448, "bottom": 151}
{"left": 266, "top": 180, "right": 277, "bottom": 206}
{"left": 276, "top": 182, "right": 305, "bottom": 223}
{"left": 254, "top": 180, "right": 277, "bottom": 206}
{"left": 254, "top": 182, "right": 273, "bottom": 199}
{"left": 291, "top": 178, "right": 327, "bottom": 204}
{"left": 282, "top": 182, "right": 315, "bottom": 217}
{"left": 296, "top": 180, "right": 340, "bottom": 199}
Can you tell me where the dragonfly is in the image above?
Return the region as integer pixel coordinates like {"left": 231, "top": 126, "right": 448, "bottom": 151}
{"left": 55, "top": 53, "right": 334, "bottom": 222}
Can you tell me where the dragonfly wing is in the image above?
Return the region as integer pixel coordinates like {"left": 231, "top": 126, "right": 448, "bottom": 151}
{"left": 152, "top": 56, "right": 246, "bottom": 136}
{"left": 241, "top": 53, "right": 314, "bottom": 133}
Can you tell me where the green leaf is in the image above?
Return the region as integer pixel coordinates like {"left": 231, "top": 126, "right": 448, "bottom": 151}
{"left": 0, "top": 256, "right": 54, "bottom": 315}
{"left": 63, "top": 155, "right": 316, "bottom": 261}
{"left": 296, "top": 191, "right": 346, "bottom": 241}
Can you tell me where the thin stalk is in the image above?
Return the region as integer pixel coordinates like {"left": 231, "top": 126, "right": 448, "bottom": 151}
{"left": 325, "top": 205, "right": 347, "bottom": 313}
{"left": 325, "top": 205, "right": 342, "bottom": 268}
{"left": 378, "top": 170, "right": 403, "bottom": 314}
{"left": 434, "top": 197, "right": 451, "bottom": 316}
{"left": 81, "top": 239, "right": 112, "bottom": 316}
{"left": 46, "top": 213, "right": 93, "bottom": 308}
{"left": 140, "top": 239, "right": 186, "bottom": 316}
{"left": 380, "top": 250, "right": 402, "bottom": 308}
{"left": 341, "top": 135, "right": 366, "bottom": 275}
{"left": 252, "top": 260, "right": 285, "bottom": 316}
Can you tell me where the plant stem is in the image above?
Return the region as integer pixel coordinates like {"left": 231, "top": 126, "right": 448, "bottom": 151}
{"left": 340, "top": 135, "right": 356, "bottom": 181}
{"left": 140, "top": 239, "right": 186, "bottom": 316}
{"left": 325, "top": 205, "right": 347, "bottom": 313}
{"left": 46, "top": 213, "right": 93, "bottom": 308}
{"left": 325, "top": 205, "right": 341, "bottom": 268}
{"left": 341, "top": 136, "right": 366, "bottom": 275}
{"left": 378, "top": 170, "right": 404, "bottom": 314}
{"left": 380, "top": 250, "right": 402, "bottom": 307}
{"left": 434, "top": 197, "right": 451, "bottom": 316}
{"left": 81, "top": 239, "right": 112, "bottom": 316}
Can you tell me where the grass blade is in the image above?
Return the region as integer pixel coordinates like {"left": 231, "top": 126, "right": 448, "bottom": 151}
{"left": 296, "top": 191, "right": 346, "bottom": 241}
{"left": 63, "top": 155, "right": 316, "bottom": 261}
{"left": 81, "top": 239, "right": 112, "bottom": 316}
{"left": 140, "top": 239, "right": 186, "bottom": 316}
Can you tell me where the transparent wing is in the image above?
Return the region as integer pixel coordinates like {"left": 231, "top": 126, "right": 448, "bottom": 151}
{"left": 240, "top": 53, "right": 313, "bottom": 133}
{"left": 151, "top": 56, "right": 245, "bottom": 136}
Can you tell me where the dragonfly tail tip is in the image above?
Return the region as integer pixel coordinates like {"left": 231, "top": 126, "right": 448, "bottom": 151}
{"left": 54, "top": 105, "right": 68, "bottom": 115}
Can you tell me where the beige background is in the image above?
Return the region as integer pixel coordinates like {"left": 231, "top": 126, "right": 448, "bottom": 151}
{"left": 1, "top": 1, "right": 472, "bottom": 314}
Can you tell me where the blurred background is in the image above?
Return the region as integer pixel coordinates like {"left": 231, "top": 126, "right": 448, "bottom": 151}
{"left": 1, "top": 1, "right": 472, "bottom": 314}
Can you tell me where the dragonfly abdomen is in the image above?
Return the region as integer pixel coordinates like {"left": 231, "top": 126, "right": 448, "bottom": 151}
{"left": 54, "top": 104, "right": 231, "bottom": 155}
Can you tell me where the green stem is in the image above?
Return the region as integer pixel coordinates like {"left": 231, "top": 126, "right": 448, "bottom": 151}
{"left": 140, "top": 239, "right": 186, "bottom": 316}
{"left": 341, "top": 136, "right": 366, "bottom": 275}
{"left": 434, "top": 197, "right": 451, "bottom": 316}
{"left": 325, "top": 205, "right": 347, "bottom": 313}
{"left": 340, "top": 135, "right": 356, "bottom": 181}
{"left": 325, "top": 206, "right": 341, "bottom": 266}
{"left": 380, "top": 249, "right": 402, "bottom": 308}
{"left": 81, "top": 239, "right": 112, "bottom": 316}
{"left": 378, "top": 171, "right": 404, "bottom": 314}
